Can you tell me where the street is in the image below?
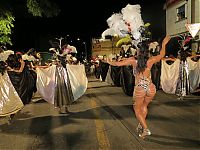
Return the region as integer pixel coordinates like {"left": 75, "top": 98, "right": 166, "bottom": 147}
{"left": 0, "top": 76, "right": 199, "bottom": 150}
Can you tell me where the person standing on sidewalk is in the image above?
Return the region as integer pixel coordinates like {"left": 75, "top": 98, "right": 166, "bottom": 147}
{"left": 105, "top": 35, "right": 171, "bottom": 139}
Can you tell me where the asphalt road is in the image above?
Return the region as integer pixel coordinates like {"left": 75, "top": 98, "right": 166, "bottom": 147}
{"left": 0, "top": 76, "right": 199, "bottom": 150}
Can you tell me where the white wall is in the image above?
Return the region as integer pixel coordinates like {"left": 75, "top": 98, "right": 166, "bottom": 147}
{"left": 195, "top": 0, "right": 200, "bottom": 38}
{"left": 195, "top": 0, "right": 200, "bottom": 22}
{"left": 166, "top": 0, "right": 192, "bottom": 36}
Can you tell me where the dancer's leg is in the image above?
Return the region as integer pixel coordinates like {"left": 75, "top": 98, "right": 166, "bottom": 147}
{"left": 133, "top": 87, "right": 147, "bottom": 129}
{"left": 142, "top": 84, "right": 156, "bottom": 121}
{"left": 139, "top": 84, "right": 156, "bottom": 138}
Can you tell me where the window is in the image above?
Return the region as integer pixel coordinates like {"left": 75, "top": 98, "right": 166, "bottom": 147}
{"left": 177, "top": 4, "right": 186, "bottom": 21}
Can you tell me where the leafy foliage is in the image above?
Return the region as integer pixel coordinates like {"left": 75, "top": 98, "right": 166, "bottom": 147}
{"left": 27, "top": 0, "right": 42, "bottom": 17}
{"left": 27, "top": 0, "right": 60, "bottom": 17}
{"left": 0, "top": 0, "right": 60, "bottom": 45}
{"left": 0, "top": 11, "right": 15, "bottom": 45}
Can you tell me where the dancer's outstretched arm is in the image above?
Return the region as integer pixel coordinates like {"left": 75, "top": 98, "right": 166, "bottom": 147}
{"left": 105, "top": 56, "right": 136, "bottom": 66}
{"left": 151, "top": 35, "right": 171, "bottom": 63}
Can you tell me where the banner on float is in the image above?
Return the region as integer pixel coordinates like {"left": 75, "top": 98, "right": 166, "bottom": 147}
{"left": 185, "top": 23, "right": 200, "bottom": 38}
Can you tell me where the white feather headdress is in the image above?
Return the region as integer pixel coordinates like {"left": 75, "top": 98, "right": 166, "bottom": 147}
{"left": 101, "top": 4, "right": 144, "bottom": 42}
{"left": 121, "top": 4, "right": 144, "bottom": 40}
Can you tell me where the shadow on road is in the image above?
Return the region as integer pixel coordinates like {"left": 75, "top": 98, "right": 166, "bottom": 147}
{"left": 147, "top": 134, "right": 200, "bottom": 149}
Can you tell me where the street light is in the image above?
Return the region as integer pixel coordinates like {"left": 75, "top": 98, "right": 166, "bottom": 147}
{"left": 55, "top": 37, "right": 64, "bottom": 50}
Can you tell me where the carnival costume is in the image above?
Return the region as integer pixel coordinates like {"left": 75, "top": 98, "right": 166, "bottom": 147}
{"left": 0, "top": 71, "right": 24, "bottom": 116}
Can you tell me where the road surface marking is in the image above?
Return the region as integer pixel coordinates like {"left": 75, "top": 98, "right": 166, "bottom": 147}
{"left": 90, "top": 99, "right": 110, "bottom": 150}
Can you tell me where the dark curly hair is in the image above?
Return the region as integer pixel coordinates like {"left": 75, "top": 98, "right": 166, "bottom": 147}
{"left": 136, "top": 42, "right": 150, "bottom": 73}
{"left": 0, "top": 61, "right": 7, "bottom": 75}
{"left": 6, "top": 54, "right": 21, "bottom": 69}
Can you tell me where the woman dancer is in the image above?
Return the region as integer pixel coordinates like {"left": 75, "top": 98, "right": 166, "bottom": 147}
{"left": 0, "top": 61, "right": 24, "bottom": 122}
{"left": 6, "top": 54, "right": 35, "bottom": 105}
{"left": 105, "top": 35, "right": 171, "bottom": 139}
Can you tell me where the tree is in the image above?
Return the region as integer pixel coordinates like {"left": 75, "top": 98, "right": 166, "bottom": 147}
{"left": 27, "top": 0, "right": 60, "bottom": 17}
{"left": 0, "top": 0, "right": 60, "bottom": 46}
{"left": 0, "top": 11, "right": 14, "bottom": 46}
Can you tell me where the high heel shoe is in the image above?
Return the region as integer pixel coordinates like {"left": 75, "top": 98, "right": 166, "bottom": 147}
{"left": 139, "top": 128, "right": 151, "bottom": 139}
{"left": 136, "top": 123, "right": 143, "bottom": 133}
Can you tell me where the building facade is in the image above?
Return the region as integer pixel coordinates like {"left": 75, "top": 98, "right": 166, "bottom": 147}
{"left": 91, "top": 37, "right": 121, "bottom": 58}
{"left": 165, "top": 0, "right": 200, "bottom": 52}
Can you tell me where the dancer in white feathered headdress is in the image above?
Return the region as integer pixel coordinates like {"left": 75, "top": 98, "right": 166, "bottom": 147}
{"left": 121, "top": 4, "right": 144, "bottom": 40}
{"left": 102, "top": 4, "right": 144, "bottom": 43}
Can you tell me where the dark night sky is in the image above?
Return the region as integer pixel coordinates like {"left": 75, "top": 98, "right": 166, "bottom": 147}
{"left": 11, "top": 0, "right": 166, "bottom": 53}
